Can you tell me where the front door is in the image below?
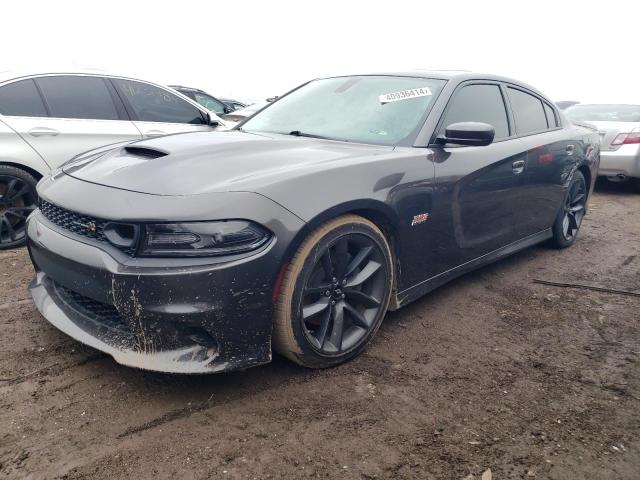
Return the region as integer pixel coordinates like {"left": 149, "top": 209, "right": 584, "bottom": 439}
{"left": 427, "top": 83, "right": 529, "bottom": 275}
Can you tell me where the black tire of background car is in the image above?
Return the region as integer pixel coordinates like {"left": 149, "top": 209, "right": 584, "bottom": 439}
{"left": 273, "top": 215, "right": 393, "bottom": 368}
{"left": 550, "top": 170, "right": 586, "bottom": 249}
{"left": 0, "top": 165, "right": 38, "bottom": 250}
{"left": 632, "top": 178, "right": 640, "bottom": 193}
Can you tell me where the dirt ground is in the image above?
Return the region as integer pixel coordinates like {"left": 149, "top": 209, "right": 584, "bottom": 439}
{"left": 0, "top": 181, "right": 638, "bottom": 480}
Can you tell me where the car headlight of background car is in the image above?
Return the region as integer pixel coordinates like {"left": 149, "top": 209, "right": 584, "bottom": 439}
{"left": 139, "top": 221, "right": 271, "bottom": 257}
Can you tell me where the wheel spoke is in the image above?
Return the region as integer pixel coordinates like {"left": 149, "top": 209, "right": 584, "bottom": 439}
{"left": 6, "top": 206, "right": 35, "bottom": 220}
{"left": 3, "top": 179, "right": 18, "bottom": 200}
{"left": 571, "top": 192, "right": 585, "bottom": 205}
{"left": 568, "top": 212, "right": 578, "bottom": 231}
{"left": 6, "top": 182, "right": 30, "bottom": 202}
{"left": 333, "top": 238, "right": 349, "bottom": 280}
{"left": 321, "top": 249, "right": 333, "bottom": 279}
{"left": 569, "top": 204, "right": 584, "bottom": 213}
{"left": 344, "top": 302, "right": 369, "bottom": 328}
{"left": 346, "top": 260, "right": 381, "bottom": 287}
{"left": 344, "top": 245, "right": 372, "bottom": 278}
{"left": 0, "top": 217, "right": 16, "bottom": 241}
{"left": 344, "top": 288, "right": 380, "bottom": 308}
{"left": 302, "top": 297, "right": 330, "bottom": 319}
{"left": 305, "top": 283, "right": 332, "bottom": 295}
{"left": 327, "top": 302, "right": 345, "bottom": 351}
{"left": 316, "top": 303, "right": 332, "bottom": 349}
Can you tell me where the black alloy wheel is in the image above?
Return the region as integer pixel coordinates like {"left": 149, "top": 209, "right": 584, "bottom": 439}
{"left": 0, "top": 166, "right": 38, "bottom": 249}
{"left": 273, "top": 215, "right": 393, "bottom": 368}
{"left": 561, "top": 175, "right": 586, "bottom": 241}
{"left": 301, "top": 234, "right": 387, "bottom": 354}
{"left": 551, "top": 170, "right": 586, "bottom": 249}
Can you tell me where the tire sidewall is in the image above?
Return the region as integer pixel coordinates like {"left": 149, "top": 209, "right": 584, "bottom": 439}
{"left": 285, "top": 218, "right": 393, "bottom": 368}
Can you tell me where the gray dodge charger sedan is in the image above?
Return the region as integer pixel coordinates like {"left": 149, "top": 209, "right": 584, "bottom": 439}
{"left": 26, "top": 72, "right": 599, "bottom": 373}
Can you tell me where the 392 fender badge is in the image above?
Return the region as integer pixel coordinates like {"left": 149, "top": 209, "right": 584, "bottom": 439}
{"left": 411, "top": 213, "right": 429, "bottom": 226}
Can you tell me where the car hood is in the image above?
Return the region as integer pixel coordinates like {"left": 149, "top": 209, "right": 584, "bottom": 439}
{"left": 63, "top": 131, "right": 392, "bottom": 196}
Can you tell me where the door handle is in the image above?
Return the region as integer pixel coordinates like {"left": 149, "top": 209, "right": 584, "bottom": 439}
{"left": 566, "top": 144, "right": 575, "bottom": 156}
{"left": 512, "top": 159, "right": 525, "bottom": 174}
{"left": 143, "top": 130, "right": 167, "bottom": 137}
{"left": 28, "top": 127, "right": 59, "bottom": 137}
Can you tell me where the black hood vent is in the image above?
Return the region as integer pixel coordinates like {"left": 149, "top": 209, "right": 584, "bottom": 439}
{"left": 124, "top": 146, "right": 168, "bottom": 159}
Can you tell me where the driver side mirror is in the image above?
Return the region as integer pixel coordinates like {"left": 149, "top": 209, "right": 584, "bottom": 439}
{"left": 205, "top": 112, "right": 220, "bottom": 127}
{"left": 436, "top": 122, "right": 495, "bottom": 147}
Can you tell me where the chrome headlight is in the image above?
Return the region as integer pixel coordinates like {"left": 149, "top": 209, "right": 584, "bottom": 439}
{"left": 140, "top": 221, "right": 271, "bottom": 257}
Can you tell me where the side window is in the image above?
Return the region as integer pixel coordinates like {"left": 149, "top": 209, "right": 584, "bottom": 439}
{"left": 36, "top": 76, "right": 119, "bottom": 120}
{"left": 543, "top": 102, "right": 558, "bottom": 128}
{"left": 507, "top": 88, "right": 548, "bottom": 134}
{"left": 114, "top": 79, "right": 206, "bottom": 125}
{"left": 0, "top": 79, "right": 47, "bottom": 117}
{"left": 441, "top": 84, "right": 510, "bottom": 139}
{"left": 194, "top": 93, "right": 226, "bottom": 114}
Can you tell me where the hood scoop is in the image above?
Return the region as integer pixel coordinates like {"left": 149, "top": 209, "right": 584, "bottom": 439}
{"left": 124, "top": 146, "right": 168, "bottom": 159}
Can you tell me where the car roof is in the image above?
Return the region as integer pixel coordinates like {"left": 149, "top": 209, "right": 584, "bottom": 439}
{"left": 321, "top": 70, "right": 550, "bottom": 100}
{"left": 0, "top": 69, "right": 169, "bottom": 87}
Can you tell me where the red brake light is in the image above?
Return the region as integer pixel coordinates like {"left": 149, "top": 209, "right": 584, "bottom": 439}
{"left": 623, "top": 132, "right": 640, "bottom": 144}
{"left": 611, "top": 130, "right": 640, "bottom": 145}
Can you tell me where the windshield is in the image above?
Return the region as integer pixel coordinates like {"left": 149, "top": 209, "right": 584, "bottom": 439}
{"left": 241, "top": 76, "right": 446, "bottom": 145}
{"left": 565, "top": 104, "right": 640, "bottom": 122}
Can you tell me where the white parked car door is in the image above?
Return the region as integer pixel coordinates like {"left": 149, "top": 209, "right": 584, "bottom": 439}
{"left": 0, "top": 76, "right": 143, "bottom": 169}
{"left": 110, "top": 78, "right": 217, "bottom": 138}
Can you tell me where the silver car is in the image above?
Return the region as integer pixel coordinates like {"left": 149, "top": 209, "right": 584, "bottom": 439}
{"left": 0, "top": 71, "right": 225, "bottom": 248}
{"left": 564, "top": 103, "right": 640, "bottom": 191}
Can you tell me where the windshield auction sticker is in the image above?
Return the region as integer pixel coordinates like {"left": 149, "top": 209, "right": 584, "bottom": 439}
{"left": 379, "top": 87, "right": 432, "bottom": 104}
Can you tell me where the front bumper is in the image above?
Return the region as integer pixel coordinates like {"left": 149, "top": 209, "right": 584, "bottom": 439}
{"left": 27, "top": 210, "right": 285, "bottom": 374}
{"left": 598, "top": 145, "right": 640, "bottom": 178}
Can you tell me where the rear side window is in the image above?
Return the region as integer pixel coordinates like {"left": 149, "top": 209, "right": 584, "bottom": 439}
{"left": 543, "top": 103, "right": 558, "bottom": 128}
{"left": 114, "top": 79, "right": 206, "bottom": 125}
{"left": 36, "top": 76, "right": 120, "bottom": 120}
{"left": 0, "top": 79, "right": 47, "bottom": 117}
{"left": 440, "top": 84, "right": 510, "bottom": 139}
{"left": 507, "top": 88, "right": 548, "bottom": 134}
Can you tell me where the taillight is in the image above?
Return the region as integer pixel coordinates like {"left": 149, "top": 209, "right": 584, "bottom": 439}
{"left": 611, "top": 129, "right": 640, "bottom": 145}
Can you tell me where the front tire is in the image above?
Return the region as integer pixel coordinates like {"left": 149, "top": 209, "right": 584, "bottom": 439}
{"left": 0, "top": 165, "right": 38, "bottom": 250}
{"left": 273, "top": 215, "right": 394, "bottom": 368}
{"left": 550, "top": 170, "right": 586, "bottom": 249}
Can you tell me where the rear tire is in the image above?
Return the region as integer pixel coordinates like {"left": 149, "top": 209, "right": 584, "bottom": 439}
{"left": 632, "top": 178, "right": 640, "bottom": 193}
{"left": 550, "top": 170, "right": 586, "bottom": 249}
{"left": 0, "top": 165, "right": 38, "bottom": 250}
{"left": 273, "top": 215, "right": 393, "bottom": 368}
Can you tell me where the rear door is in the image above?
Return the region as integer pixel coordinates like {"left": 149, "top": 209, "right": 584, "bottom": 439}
{"left": 0, "top": 75, "right": 142, "bottom": 169}
{"left": 428, "top": 82, "right": 529, "bottom": 274}
{"left": 506, "top": 87, "right": 571, "bottom": 234}
{"left": 111, "top": 79, "right": 213, "bottom": 138}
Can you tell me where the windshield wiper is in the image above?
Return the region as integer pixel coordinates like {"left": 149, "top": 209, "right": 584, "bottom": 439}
{"left": 288, "top": 130, "right": 335, "bottom": 140}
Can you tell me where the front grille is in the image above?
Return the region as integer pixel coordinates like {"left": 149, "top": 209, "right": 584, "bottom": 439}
{"left": 39, "top": 200, "right": 136, "bottom": 256}
{"left": 53, "top": 281, "right": 129, "bottom": 333}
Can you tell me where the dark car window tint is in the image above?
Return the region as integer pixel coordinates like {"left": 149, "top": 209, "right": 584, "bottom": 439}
{"left": 115, "top": 79, "right": 205, "bottom": 124}
{"left": 441, "top": 84, "right": 509, "bottom": 139}
{"left": 543, "top": 103, "right": 558, "bottom": 127}
{"left": 36, "top": 76, "right": 119, "bottom": 120}
{"left": 508, "top": 88, "right": 548, "bottom": 134}
{"left": 0, "top": 79, "right": 47, "bottom": 117}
